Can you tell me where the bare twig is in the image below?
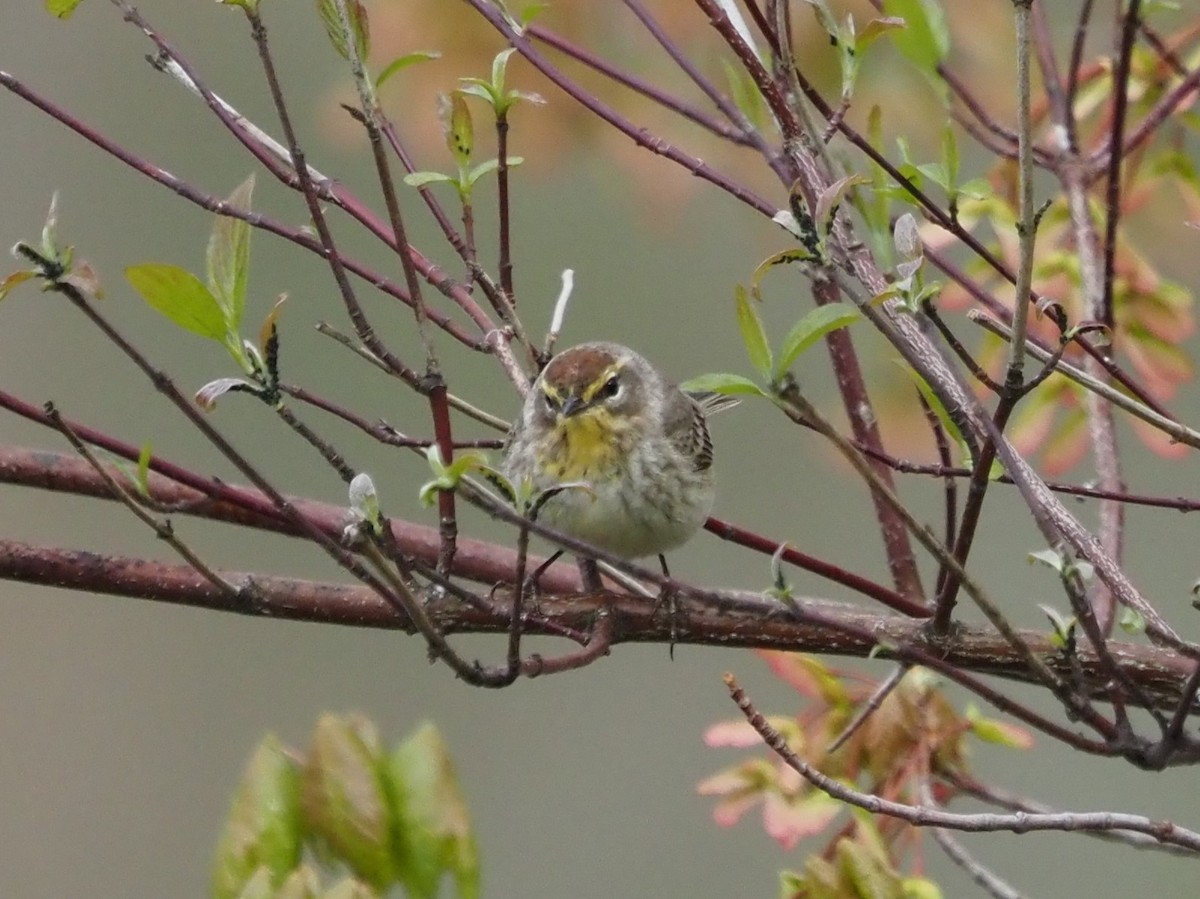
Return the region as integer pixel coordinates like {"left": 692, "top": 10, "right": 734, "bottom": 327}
{"left": 918, "top": 777, "right": 1028, "bottom": 899}
{"left": 726, "top": 674, "right": 1200, "bottom": 850}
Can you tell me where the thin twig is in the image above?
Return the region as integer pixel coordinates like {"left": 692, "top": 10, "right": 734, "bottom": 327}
{"left": 278, "top": 385, "right": 503, "bottom": 449}
{"left": 1004, "top": 0, "right": 1038, "bottom": 388}
{"left": 467, "top": 0, "right": 777, "bottom": 215}
{"left": 1100, "top": 0, "right": 1143, "bottom": 334}
{"left": 775, "top": 384, "right": 1116, "bottom": 738}
{"left": 1065, "top": 0, "right": 1097, "bottom": 152}
{"left": 918, "top": 777, "right": 1028, "bottom": 899}
{"left": 826, "top": 664, "right": 910, "bottom": 754}
{"left": 971, "top": 313, "right": 1200, "bottom": 450}
{"left": 527, "top": 20, "right": 754, "bottom": 145}
{"left": 942, "top": 769, "right": 1200, "bottom": 856}
{"left": 725, "top": 674, "right": 1200, "bottom": 850}
{"left": 45, "top": 405, "right": 244, "bottom": 601}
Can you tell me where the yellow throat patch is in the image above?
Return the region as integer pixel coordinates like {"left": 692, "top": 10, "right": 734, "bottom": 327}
{"left": 547, "top": 410, "right": 624, "bottom": 480}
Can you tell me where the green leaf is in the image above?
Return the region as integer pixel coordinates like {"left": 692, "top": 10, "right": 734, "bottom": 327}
{"left": 231, "top": 868, "right": 275, "bottom": 899}
{"left": 862, "top": 105, "right": 894, "bottom": 258}
{"left": 259, "top": 293, "right": 287, "bottom": 356}
{"left": 813, "top": 174, "right": 871, "bottom": 233}
{"left": 491, "top": 47, "right": 518, "bottom": 97}
{"left": 41, "top": 191, "right": 62, "bottom": 260}
{"left": 211, "top": 734, "right": 303, "bottom": 899}
{"left": 387, "top": 722, "right": 480, "bottom": 899}
{"left": 882, "top": 0, "right": 949, "bottom": 72}
{"left": 837, "top": 836, "right": 902, "bottom": 899}
{"left": 750, "top": 249, "right": 814, "bottom": 298}
{"left": 1118, "top": 607, "right": 1146, "bottom": 635}
{"left": 45, "top": 0, "right": 84, "bottom": 19}
{"left": 775, "top": 303, "right": 861, "bottom": 378}
{"left": 273, "top": 867, "right": 321, "bottom": 899}
{"left": 322, "top": 878, "right": 381, "bottom": 899}
{"left": 348, "top": 473, "right": 382, "bottom": 535}
{"left": 901, "top": 877, "right": 944, "bottom": 899}
{"left": 806, "top": 0, "right": 838, "bottom": 39}
{"left": 914, "top": 161, "right": 950, "bottom": 192}
{"left": 517, "top": 3, "right": 549, "bottom": 29}
{"left": 965, "top": 704, "right": 1033, "bottom": 749}
{"left": 456, "top": 83, "right": 497, "bottom": 104}
{"left": 207, "top": 175, "right": 255, "bottom": 333}
{"left": 802, "top": 856, "right": 842, "bottom": 897}
{"left": 779, "top": 870, "right": 807, "bottom": 899}
{"left": 444, "top": 92, "right": 474, "bottom": 170}
{"left": 1028, "top": 547, "right": 1065, "bottom": 575}
{"left": 858, "top": 16, "right": 906, "bottom": 48}
{"left": 679, "top": 373, "right": 767, "bottom": 398}
{"left": 376, "top": 51, "right": 441, "bottom": 89}
{"left": 721, "top": 58, "right": 765, "bottom": 129}
{"left": 135, "top": 442, "right": 153, "bottom": 499}
{"left": 893, "top": 212, "right": 922, "bottom": 261}
{"left": 403, "top": 171, "right": 456, "bottom": 188}
{"left": 735, "top": 284, "right": 772, "bottom": 379}
{"left": 833, "top": 15, "right": 860, "bottom": 100}
{"left": 317, "top": 0, "right": 371, "bottom": 62}
{"left": 126, "top": 263, "right": 227, "bottom": 340}
{"left": 419, "top": 448, "right": 487, "bottom": 506}
{"left": 1038, "top": 604, "right": 1076, "bottom": 649}
{"left": 466, "top": 156, "right": 523, "bottom": 188}
{"left": 300, "top": 715, "right": 396, "bottom": 892}
{"left": 956, "top": 177, "right": 992, "bottom": 200}
{"left": 0, "top": 269, "right": 36, "bottom": 302}
{"left": 896, "top": 362, "right": 966, "bottom": 456}
{"left": 941, "top": 122, "right": 959, "bottom": 193}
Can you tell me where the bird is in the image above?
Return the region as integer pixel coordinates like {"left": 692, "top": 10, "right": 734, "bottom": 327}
{"left": 504, "top": 341, "right": 734, "bottom": 613}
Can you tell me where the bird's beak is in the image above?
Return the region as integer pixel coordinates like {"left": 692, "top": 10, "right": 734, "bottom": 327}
{"left": 559, "top": 394, "right": 587, "bottom": 418}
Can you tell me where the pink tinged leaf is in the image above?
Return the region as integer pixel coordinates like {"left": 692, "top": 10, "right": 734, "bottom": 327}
{"left": 696, "top": 769, "right": 752, "bottom": 796}
{"left": 196, "top": 378, "right": 255, "bottom": 411}
{"left": 1008, "top": 380, "right": 1063, "bottom": 456}
{"left": 762, "top": 790, "right": 842, "bottom": 851}
{"left": 1039, "top": 406, "right": 1089, "bottom": 476}
{"left": 1129, "top": 415, "right": 1191, "bottom": 460}
{"left": 775, "top": 762, "right": 804, "bottom": 794}
{"left": 971, "top": 718, "right": 1034, "bottom": 750}
{"left": 712, "top": 792, "right": 762, "bottom": 828}
{"left": 703, "top": 720, "right": 769, "bottom": 748}
{"left": 756, "top": 650, "right": 822, "bottom": 698}
{"left": 1125, "top": 286, "right": 1194, "bottom": 343}
{"left": 0, "top": 269, "right": 35, "bottom": 301}
{"left": 1123, "top": 332, "right": 1193, "bottom": 399}
{"left": 62, "top": 260, "right": 103, "bottom": 300}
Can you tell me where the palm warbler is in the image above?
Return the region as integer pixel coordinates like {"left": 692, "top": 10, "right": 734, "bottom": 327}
{"left": 504, "top": 342, "right": 732, "bottom": 562}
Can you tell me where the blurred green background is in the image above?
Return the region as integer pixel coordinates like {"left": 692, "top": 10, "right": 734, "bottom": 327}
{"left": 2, "top": 2, "right": 1199, "bottom": 897}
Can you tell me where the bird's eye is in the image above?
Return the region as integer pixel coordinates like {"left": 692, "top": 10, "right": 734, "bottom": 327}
{"left": 598, "top": 375, "right": 621, "bottom": 400}
{"left": 542, "top": 389, "right": 560, "bottom": 412}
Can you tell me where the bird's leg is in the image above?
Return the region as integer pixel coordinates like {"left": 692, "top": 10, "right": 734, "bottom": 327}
{"left": 651, "top": 554, "right": 679, "bottom": 660}
{"left": 521, "top": 549, "right": 563, "bottom": 616}
{"left": 577, "top": 556, "right": 603, "bottom": 592}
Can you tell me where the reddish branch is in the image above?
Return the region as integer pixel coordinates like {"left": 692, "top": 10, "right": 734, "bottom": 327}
{"left": 1, "top": 537, "right": 1196, "bottom": 717}
{"left": 0, "top": 446, "right": 579, "bottom": 594}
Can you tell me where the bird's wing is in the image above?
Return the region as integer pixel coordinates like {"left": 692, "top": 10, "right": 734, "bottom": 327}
{"left": 666, "top": 390, "right": 717, "bottom": 472}
{"left": 686, "top": 390, "right": 741, "bottom": 416}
